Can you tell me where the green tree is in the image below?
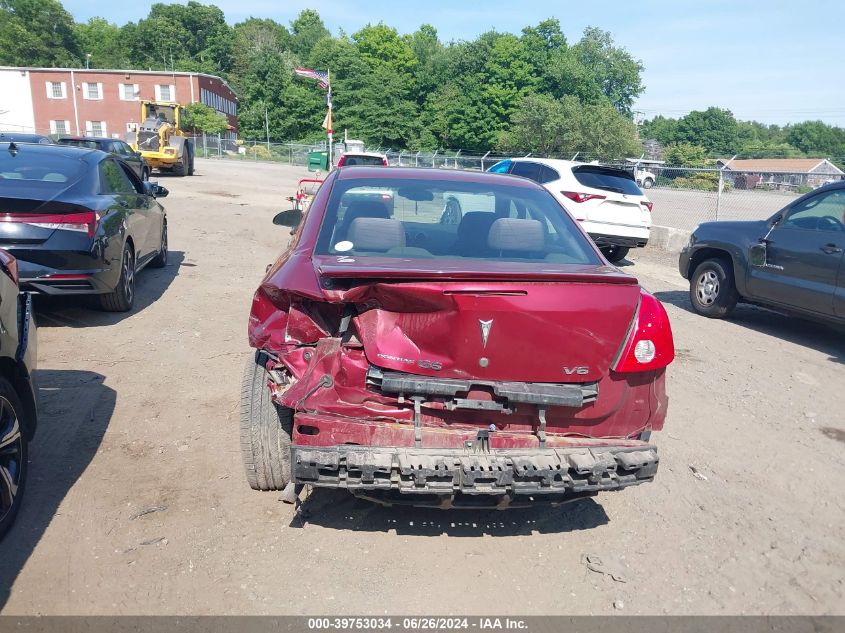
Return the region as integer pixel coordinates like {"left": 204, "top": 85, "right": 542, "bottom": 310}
{"left": 290, "top": 9, "right": 330, "bottom": 60}
{"left": 0, "top": 0, "right": 81, "bottom": 66}
{"left": 570, "top": 27, "right": 644, "bottom": 114}
{"left": 673, "top": 107, "right": 739, "bottom": 155}
{"left": 663, "top": 142, "right": 708, "bottom": 166}
{"left": 181, "top": 102, "right": 229, "bottom": 135}
{"left": 785, "top": 121, "right": 845, "bottom": 157}
{"left": 74, "top": 17, "right": 127, "bottom": 68}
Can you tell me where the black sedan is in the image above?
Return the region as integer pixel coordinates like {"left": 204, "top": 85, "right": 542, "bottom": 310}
{"left": 0, "top": 248, "right": 38, "bottom": 540}
{"left": 57, "top": 136, "right": 150, "bottom": 181}
{"left": 0, "top": 142, "right": 169, "bottom": 311}
{"left": 680, "top": 181, "right": 845, "bottom": 325}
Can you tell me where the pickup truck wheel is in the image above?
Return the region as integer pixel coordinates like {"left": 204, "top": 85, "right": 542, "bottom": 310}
{"left": 601, "top": 245, "right": 629, "bottom": 263}
{"left": 0, "top": 379, "right": 28, "bottom": 540}
{"left": 690, "top": 258, "right": 738, "bottom": 318}
{"left": 240, "top": 356, "right": 293, "bottom": 491}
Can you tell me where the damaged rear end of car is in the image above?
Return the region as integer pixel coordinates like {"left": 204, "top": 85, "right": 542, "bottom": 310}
{"left": 244, "top": 167, "right": 674, "bottom": 509}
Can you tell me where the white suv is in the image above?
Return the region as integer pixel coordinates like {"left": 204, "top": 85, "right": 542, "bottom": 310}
{"left": 488, "top": 158, "right": 653, "bottom": 262}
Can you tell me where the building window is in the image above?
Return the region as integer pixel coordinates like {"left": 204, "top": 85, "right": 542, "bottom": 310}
{"left": 86, "top": 121, "right": 106, "bottom": 137}
{"left": 120, "top": 83, "right": 139, "bottom": 101}
{"left": 155, "top": 84, "right": 175, "bottom": 102}
{"left": 50, "top": 120, "right": 70, "bottom": 135}
{"left": 46, "top": 81, "right": 66, "bottom": 99}
{"left": 83, "top": 82, "right": 103, "bottom": 100}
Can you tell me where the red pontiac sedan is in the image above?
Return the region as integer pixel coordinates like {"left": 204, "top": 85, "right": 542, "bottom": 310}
{"left": 243, "top": 167, "right": 674, "bottom": 508}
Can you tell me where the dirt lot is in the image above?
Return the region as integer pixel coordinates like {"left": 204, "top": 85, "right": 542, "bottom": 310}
{"left": 0, "top": 159, "right": 842, "bottom": 615}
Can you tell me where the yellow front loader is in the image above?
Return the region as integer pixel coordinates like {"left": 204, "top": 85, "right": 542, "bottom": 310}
{"left": 127, "top": 101, "right": 195, "bottom": 176}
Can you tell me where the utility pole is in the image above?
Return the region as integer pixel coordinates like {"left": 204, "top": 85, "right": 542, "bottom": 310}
{"left": 85, "top": 53, "right": 91, "bottom": 69}
{"left": 264, "top": 105, "right": 270, "bottom": 151}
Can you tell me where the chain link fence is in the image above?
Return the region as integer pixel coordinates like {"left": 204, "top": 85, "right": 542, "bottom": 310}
{"left": 199, "top": 138, "right": 844, "bottom": 232}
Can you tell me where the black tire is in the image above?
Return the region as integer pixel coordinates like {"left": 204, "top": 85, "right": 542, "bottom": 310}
{"left": 99, "top": 244, "right": 135, "bottom": 312}
{"left": 689, "top": 257, "right": 739, "bottom": 318}
{"left": 601, "top": 245, "right": 630, "bottom": 263}
{"left": 0, "top": 376, "right": 29, "bottom": 541}
{"left": 178, "top": 153, "right": 189, "bottom": 177}
{"left": 149, "top": 221, "right": 168, "bottom": 268}
{"left": 187, "top": 145, "right": 195, "bottom": 176}
{"left": 240, "top": 355, "right": 293, "bottom": 491}
{"left": 643, "top": 177, "right": 654, "bottom": 189}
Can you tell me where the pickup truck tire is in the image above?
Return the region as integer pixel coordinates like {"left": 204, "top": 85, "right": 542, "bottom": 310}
{"left": 690, "top": 257, "right": 738, "bottom": 318}
{"left": 601, "top": 245, "right": 630, "bottom": 263}
{"left": 240, "top": 356, "right": 293, "bottom": 491}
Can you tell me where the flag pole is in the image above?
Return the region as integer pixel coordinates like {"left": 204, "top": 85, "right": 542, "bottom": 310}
{"left": 327, "top": 67, "right": 333, "bottom": 168}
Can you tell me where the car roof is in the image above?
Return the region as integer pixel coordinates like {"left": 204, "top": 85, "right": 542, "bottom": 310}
{"left": 509, "top": 157, "right": 586, "bottom": 169}
{"left": 341, "top": 151, "right": 386, "bottom": 158}
{"left": 335, "top": 166, "right": 540, "bottom": 188}
{"left": 0, "top": 141, "right": 103, "bottom": 162}
{"left": 58, "top": 136, "right": 115, "bottom": 143}
{"left": 0, "top": 132, "right": 51, "bottom": 142}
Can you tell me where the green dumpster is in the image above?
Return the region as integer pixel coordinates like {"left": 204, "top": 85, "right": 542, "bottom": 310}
{"left": 307, "top": 150, "right": 328, "bottom": 172}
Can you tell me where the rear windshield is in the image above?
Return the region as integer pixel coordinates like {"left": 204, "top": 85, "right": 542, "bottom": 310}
{"left": 341, "top": 155, "right": 384, "bottom": 166}
{"left": 572, "top": 166, "right": 643, "bottom": 195}
{"left": 58, "top": 139, "right": 102, "bottom": 150}
{"left": 0, "top": 147, "right": 86, "bottom": 185}
{"left": 316, "top": 177, "right": 600, "bottom": 265}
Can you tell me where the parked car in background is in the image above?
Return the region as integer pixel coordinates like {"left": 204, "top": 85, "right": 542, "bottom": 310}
{"left": 680, "top": 181, "right": 845, "bottom": 324}
{"left": 243, "top": 166, "right": 674, "bottom": 508}
{"left": 0, "top": 248, "right": 38, "bottom": 540}
{"left": 336, "top": 151, "right": 388, "bottom": 167}
{"left": 487, "top": 158, "right": 653, "bottom": 263}
{"left": 0, "top": 142, "right": 169, "bottom": 312}
{"left": 0, "top": 132, "right": 52, "bottom": 145}
{"left": 57, "top": 136, "right": 150, "bottom": 181}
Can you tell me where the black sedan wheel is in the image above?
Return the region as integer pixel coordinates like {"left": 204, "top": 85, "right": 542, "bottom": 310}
{"left": 0, "top": 380, "right": 28, "bottom": 540}
{"left": 690, "top": 257, "right": 739, "bottom": 318}
{"left": 149, "top": 222, "right": 168, "bottom": 268}
{"left": 100, "top": 245, "right": 135, "bottom": 312}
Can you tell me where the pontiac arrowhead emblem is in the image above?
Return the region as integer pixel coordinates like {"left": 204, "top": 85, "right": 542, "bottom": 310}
{"left": 479, "top": 319, "right": 493, "bottom": 348}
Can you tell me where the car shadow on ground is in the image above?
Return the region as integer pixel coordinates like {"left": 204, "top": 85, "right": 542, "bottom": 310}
{"left": 289, "top": 488, "right": 609, "bottom": 536}
{"left": 0, "top": 370, "right": 116, "bottom": 610}
{"left": 654, "top": 290, "right": 845, "bottom": 364}
{"left": 31, "top": 250, "right": 184, "bottom": 329}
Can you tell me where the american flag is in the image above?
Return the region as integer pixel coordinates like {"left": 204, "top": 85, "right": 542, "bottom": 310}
{"left": 294, "top": 67, "right": 329, "bottom": 90}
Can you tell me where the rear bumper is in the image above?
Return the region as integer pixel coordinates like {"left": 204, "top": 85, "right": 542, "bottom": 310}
{"left": 293, "top": 443, "right": 659, "bottom": 500}
{"left": 589, "top": 232, "right": 649, "bottom": 248}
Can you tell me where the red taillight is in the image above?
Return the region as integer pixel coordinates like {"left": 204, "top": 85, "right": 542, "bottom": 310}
{"left": 0, "top": 249, "right": 18, "bottom": 285}
{"left": 382, "top": 157, "right": 388, "bottom": 166}
{"left": 642, "top": 201, "right": 654, "bottom": 212}
{"left": 337, "top": 156, "right": 345, "bottom": 166}
{"left": 561, "top": 191, "right": 606, "bottom": 203}
{"left": 0, "top": 212, "right": 99, "bottom": 237}
{"left": 612, "top": 291, "right": 675, "bottom": 373}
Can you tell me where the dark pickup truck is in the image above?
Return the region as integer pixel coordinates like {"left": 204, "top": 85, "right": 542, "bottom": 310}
{"left": 679, "top": 181, "right": 845, "bottom": 324}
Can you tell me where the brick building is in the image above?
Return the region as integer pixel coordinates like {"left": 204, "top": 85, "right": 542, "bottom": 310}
{"left": 0, "top": 66, "right": 237, "bottom": 140}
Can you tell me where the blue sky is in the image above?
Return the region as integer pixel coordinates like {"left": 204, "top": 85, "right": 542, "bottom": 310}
{"left": 62, "top": 0, "right": 845, "bottom": 126}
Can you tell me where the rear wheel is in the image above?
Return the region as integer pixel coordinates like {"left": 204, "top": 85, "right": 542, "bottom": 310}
{"left": 240, "top": 355, "right": 293, "bottom": 491}
{"left": 690, "top": 257, "right": 739, "bottom": 318}
{"left": 0, "top": 378, "right": 28, "bottom": 541}
{"left": 99, "top": 244, "right": 135, "bottom": 312}
{"left": 178, "top": 153, "right": 189, "bottom": 177}
{"left": 643, "top": 177, "right": 654, "bottom": 189}
{"left": 187, "top": 145, "right": 195, "bottom": 176}
{"left": 149, "top": 222, "right": 168, "bottom": 268}
{"left": 601, "top": 245, "right": 630, "bottom": 263}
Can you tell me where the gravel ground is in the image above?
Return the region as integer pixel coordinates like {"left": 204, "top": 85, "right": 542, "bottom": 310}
{"left": 0, "top": 159, "right": 842, "bottom": 615}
